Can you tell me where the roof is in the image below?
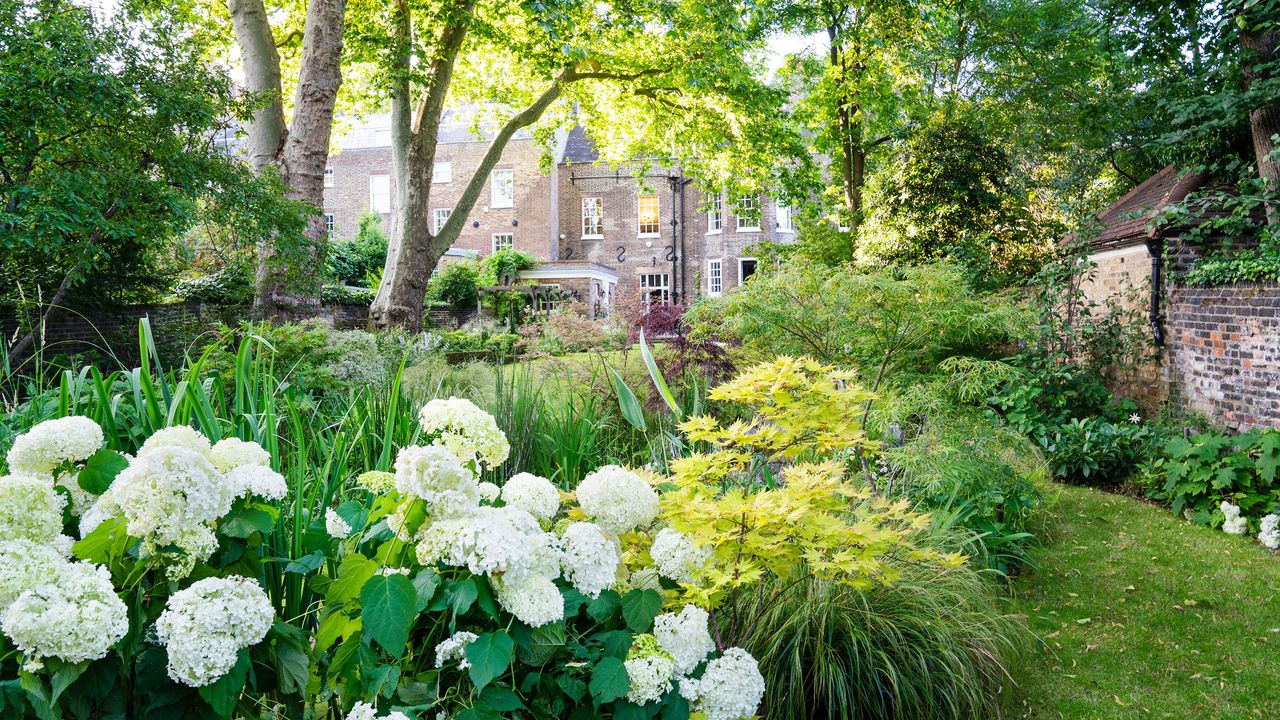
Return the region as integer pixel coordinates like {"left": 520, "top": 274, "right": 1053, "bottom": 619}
{"left": 1087, "top": 165, "right": 1210, "bottom": 251}
{"left": 561, "top": 125, "right": 600, "bottom": 164}
{"left": 519, "top": 261, "right": 619, "bottom": 284}
{"left": 334, "top": 108, "right": 533, "bottom": 150}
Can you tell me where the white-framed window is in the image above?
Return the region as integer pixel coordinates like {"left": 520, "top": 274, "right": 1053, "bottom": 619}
{"left": 736, "top": 195, "right": 761, "bottom": 231}
{"left": 325, "top": 213, "right": 335, "bottom": 239}
{"left": 374, "top": 128, "right": 392, "bottom": 146}
{"left": 492, "top": 233, "right": 514, "bottom": 253}
{"left": 433, "top": 208, "right": 451, "bottom": 234}
{"left": 776, "top": 204, "right": 794, "bottom": 233}
{"left": 536, "top": 284, "right": 562, "bottom": 312}
{"left": 324, "top": 167, "right": 334, "bottom": 188}
{"left": 582, "top": 197, "right": 604, "bottom": 238}
{"left": 637, "top": 194, "right": 660, "bottom": 236}
{"left": 369, "top": 174, "right": 391, "bottom": 214}
{"left": 707, "top": 194, "right": 723, "bottom": 234}
{"left": 640, "top": 273, "right": 670, "bottom": 309}
{"left": 433, "top": 162, "right": 452, "bottom": 184}
{"left": 738, "top": 257, "right": 758, "bottom": 285}
{"left": 491, "top": 169, "right": 515, "bottom": 208}
{"left": 707, "top": 259, "right": 722, "bottom": 296}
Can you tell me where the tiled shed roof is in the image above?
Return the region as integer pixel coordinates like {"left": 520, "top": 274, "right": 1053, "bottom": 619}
{"left": 1088, "top": 166, "right": 1209, "bottom": 251}
{"left": 561, "top": 125, "right": 600, "bottom": 164}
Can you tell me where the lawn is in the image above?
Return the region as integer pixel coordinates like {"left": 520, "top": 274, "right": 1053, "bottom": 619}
{"left": 1008, "top": 483, "right": 1280, "bottom": 719}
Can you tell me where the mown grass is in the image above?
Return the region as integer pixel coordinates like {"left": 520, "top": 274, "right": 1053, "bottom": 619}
{"left": 1007, "top": 483, "right": 1280, "bottom": 719}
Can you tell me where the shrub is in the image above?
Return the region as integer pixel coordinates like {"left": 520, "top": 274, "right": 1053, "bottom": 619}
{"left": 427, "top": 261, "right": 481, "bottom": 308}
{"left": 1037, "top": 416, "right": 1153, "bottom": 485}
{"left": 631, "top": 305, "right": 735, "bottom": 388}
{"left": 321, "top": 283, "right": 376, "bottom": 304}
{"left": 326, "top": 212, "right": 389, "bottom": 287}
{"left": 171, "top": 263, "right": 255, "bottom": 304}
{"left": 1145, "top": 428, "right": 1280, "bottom": 528}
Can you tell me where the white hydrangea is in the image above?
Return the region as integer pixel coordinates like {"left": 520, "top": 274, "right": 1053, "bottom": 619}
{"left": 1, "top": 561, "right": 127, "bottom": 664}
{"left": 477, "top": 481, "right": 501, "bottom": 502}
{"left": 79, "top": 487, "right": 117, "bottom": 538}
{"left": 156, "top": 576, "right": 274, "bottom": 687}
{"left": 491, "top": 572, "right": 563, "bottom": 628}
{"left": 326, "top": 508, "right": 353, "bottom": 539}
{"left": 627, "top": 566, "right": 663, "bottom": 592}
{"left": 226, "top": 463, "right": 288, "bottom": 501}
{"left": 0, "top": 474, "right": 67, "bottom": 542}
{"left": 654, "top": 604, "right": 715, "bottom": 675}
{"left": 6, "top": 416, "right": 103, "bottom": 474}
{"left": 575, "top": 466, "right": 659, "bottom": 534}
{"left": 677, "top": 648, "right": 765, "bottom": 720}
{"left": 434, "top": 630, "right": 479, "bottom": 668}
{"left": 558, "top": 522, "right": 620, "bottom": 598}
{"left": 501, "top": 472, "right": 560, "bottom": 521}
{"left": 1259, "top": 514, "right": 1280, "bottom": 550}
{"left": 345, "top": 701, "right": 412, "bottom": 720}
{"left": 625, "top": 635, "right": 675, "bottom": 704}
{"left": 209, "top": 437, "right": 271, "bottom": 473}
{"left": 1221, "top": 501, "right": 1248, "bottom": 535}
{"left": 650, "top": 528, "right": 711, "bottom": 584}
{"left": 54, "top": 471, "right": 97, "bottom": 517}
{"left": 417, "top": 398, "right": 510, "bottom": 471}
{"left": 0, "top": 539, "right": 69, "bottom": 607}
{"left": 394, "top": 445, "right": 480, "bottom": 519}
{"left": 139, "top": 425, "right": 212, "bottom": 457}
{"left": 416, "top": 506, "right": 558, "bottom": 581}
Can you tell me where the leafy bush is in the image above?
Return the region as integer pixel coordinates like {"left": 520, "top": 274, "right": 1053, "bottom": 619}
{"left": 427, "top": 261, "right": 481, "bottom": 308}
{"left": 631, "top": 305, "right": 735, "bottom": 389}
{"left": 321, "top": 284, "right": 376, "bottom": 304}
{"left": 1037, "top": 416, "right": 1153, "bottom": 485}
{"left": 326, "top": 212, "right": 389, "bottom": 287}
{"left": 1145, "top": 429, "right": 1280, "bottom": 528}
{"left": 426, "top": 328, "right": 521, "bottom": 357}
{"left": 171, "top": 263, "right": 255, "bottom": 304}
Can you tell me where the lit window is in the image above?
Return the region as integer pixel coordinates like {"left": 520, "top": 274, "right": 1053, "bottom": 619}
{"left": 637, "top": 195, "right": 660, "bottom": 236}
{"left": 324, "top": 167, "right": 334, "bottom": 188}
{"left": 492, "top": 233, "right": 514, "bottom": 253}
{"left": 582, "top": 197, "right": 604, "bottom": 238}
{"left": 325, "top": 214, "right": 335, "bottom": 239}
{"left": 738, "top": 258, "right": 758, "bottom": 284}
{"left": 736, "top": 195, "right": 761, "bottom": 231}
{"left": 707, "top": 259, "right": 722, "bottom": 296}
{"left": 491, "top": 169, "right": 515, "bottom": 208}
{"left": 433, "top": 162, "right": 452, "bottom": 184}
{"left": 707, "top": 194, "right": 723, "bottom": 233}
{"left": 433, "top": 208, "right": 451, "bottom": 234}
{"left": 640, "top": 273, "right": 670, "bottom": 309}
{"left": 776, "top": 204, "right": 793, "bottom": 233}
{"left": 369, "top": 175, "right": 391, "bottom": 214}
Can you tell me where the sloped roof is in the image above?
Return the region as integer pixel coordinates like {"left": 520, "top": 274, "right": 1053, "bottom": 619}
{"left": 334, "top": 109, "right": 534, "bottom": 150}
{"left": 1088, "top": 165, "right": 1210, "bottom": 251}
{"left": 561, "top": 125, "right": 600, "bottom": 164}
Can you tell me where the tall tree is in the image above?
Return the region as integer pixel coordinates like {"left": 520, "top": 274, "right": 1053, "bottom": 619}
{"left": 1237, "top": 0, "right": 1279, "bottom": 213}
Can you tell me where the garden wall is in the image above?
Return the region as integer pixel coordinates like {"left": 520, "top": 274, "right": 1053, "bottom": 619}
{"left": 1164, "top": 282, "right": 1280, "bottom": 429}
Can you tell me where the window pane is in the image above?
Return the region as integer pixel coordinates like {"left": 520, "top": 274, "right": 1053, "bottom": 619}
{"left": 708, "top": 194, "right": 722, "bottom": 232}
{"left": 491, "top": 169, "right": 515, "bottom": 208}
{"left": 777, "top": 204, "right": 793, "bottom": 232}
{"left": 324, "top": 168, "right": 334, "bottom": 188}
{"left": 369, "top": 175, "right": 391, "bottom": 214}
{"left": 492, "top": 233, "right": 514, "bottom": 253}
{"left": 708, "top": 259, "right": 722, "bottom": 295}
{"left": 433, "top": 208, "right": 451, "bottom": 234}
{"left": 582, "top": 197, "right": 604, "bottom": 237}
{"left": 736, "top": 195, "right": 760, "bottom": 230}
{"left": 433, "top": 162, "right": 452, "bottom": 184}
{"left": 325, "top": 214, "right": 335, "bottom": 239}
{"left": 638, "top": 195, "right": 659, "bottom": 235}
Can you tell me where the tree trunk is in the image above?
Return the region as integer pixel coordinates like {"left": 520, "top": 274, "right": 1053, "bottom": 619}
{"left": 828, "top": 24, "right": 865, "bottom": 243}
{"left": 226, "top": 0, "right": 286, "bottom": 173}
{"left": 1242, "top": 21, "right": 1279, "bottom": 223}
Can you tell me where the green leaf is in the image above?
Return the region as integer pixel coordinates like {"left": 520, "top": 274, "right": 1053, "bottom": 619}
{"left": 77, "top": 448, "right": 126, "bottom": 494}
{"left": 284, "top": 550, "right": 325, "bottom": 575}
{"left": 586, "top": 589, "right": 622, "bottom": 622}
{"left": 272, "top": 625, "right": 310, "bottom": 696}
{"left": 72, "top": 516, "right": 130, "bottom": 564}
{"left": 479, "top": 685, "right": 525, "bottom": 711}
{"left": 609, "top": 367, "right": 647, "bottom": 432}
{"left": 639, "top": 330, "right": 681, "bottom": 419}
{"left": 614, "top": 700, "right": 648, "bottom": 720}
{"left": 328, "top": 554, "right": 378, "bottom": 604}
{"left": 220, "top": 507, "right": 276, "bottom": 538}
{"left": 588, "top": 656, "right": 630, "bottom": 705}
{"left": 465, "top": 631, "right": 515, "bottom": 692}
{"left": 456, "top": 708, "right": 502, "bottom": 720}
{"left": 621, "top": 589, "right": 663, "bottom": 632}
{"left": 359, "top": 574, "right": 418, "bottom": 656}
{"left": 412, "top": 569, "right": 439, "bottom": 611}
{"left": 450, "top": 578, "right": 479, "bottom": 617}
{"left": 518, "top": 622, "right": 566, "bottom": 665}
{"left": 198, "top": 649, "right": 249, "bottom": 719}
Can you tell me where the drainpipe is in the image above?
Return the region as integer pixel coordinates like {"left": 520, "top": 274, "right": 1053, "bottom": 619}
{"left": 679, "top": 179, "right": 688, "bottom": 303}
{"left": 669, "top": 175, "right": 679, "bottom": 304}
{"left": 1144, "top": 236, "right": 1165, "bottom": 346}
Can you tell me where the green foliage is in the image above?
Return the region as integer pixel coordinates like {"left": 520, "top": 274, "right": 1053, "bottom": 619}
{"left": 427, "top": 261, "right": 481, "bottom": 308}
{"left": 321, "top": 284, "right": 377, "bottom": 305}
{"left": 171, "top": 263, "right": 256, "bottom": 305}
{"left": 479, "top": 250, "right": 538, "bottom": 287}
{"left": 327, "top": 213, "right": 390, "bottom": 287}
{"left": 1146, "top": 429, "right": 1280, "bottom": 527}
{"left": 1037, "top": 417, "right": 1154, "bottom": 485}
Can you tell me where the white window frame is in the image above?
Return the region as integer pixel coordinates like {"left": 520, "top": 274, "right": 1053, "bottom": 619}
{"left": 776, "top": 203, "right": 794, "bottom": 233}
{"left": 738, "top": 257, "right": 758, "bottom": 285}
{"left": 640, "top": 273, "right": 670, "bottom": 310}
{"left": 536, "top": 284, "right": 562, "bottom": 312}
{"left": 433, "top": 162, "right": 452, "bottom": 184}
{"left": 736, "top": 195, "right": 761, "bottom": 232}
{"left": 707, "top": 259, "right": 722, "bottom": 297}
{"left": 491, "top": 169, "right": 515, "bottom": 208}
{"left": 707, "top": 193, "right": 723, "bottom": 234}
{"left": 492, "top": 233, "right": 514, "bottom": 253}
{"left": 325, "top": 213, "right": 335, "bottom": 239}
{"left": 433, "top": 208, "right": 451, "bottom": 235}
{"left": 582, "top": 197, "right": 604, "bottom": 238}
{"left": 323, "top": 167, "right": 334, "bottom": 188}
{"left": 369, "top": 174, "right": 391, "bottom": 214}
{"left": 637, "top": 194, "right": 660, "bottom": 237}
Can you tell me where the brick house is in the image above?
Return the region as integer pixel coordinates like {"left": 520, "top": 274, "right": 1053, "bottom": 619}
{"left": 322, "top": 115, "right": 799, "bottom": 316}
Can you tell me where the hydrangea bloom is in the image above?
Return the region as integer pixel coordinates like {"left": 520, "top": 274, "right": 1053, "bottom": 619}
{"left": 625, "top": 634, "right": 675, "bottom": 704}
{"left": 6, "top": 416, "right": 103, "bottom": 474}
{"left": 501, "top": 472, "right": 560, "bottom": 521}
{"left": 559, "top": 522, "right": 620, "bottom": 598}
{"left": 1, "top": 562, "right": 127, "bottom": 664}
{"left": 394, "top": 445, "right": 480, "bottom": 518}
{"left": 417, "top": 398, "right": 510, "bottom": 471}
{"left": 139, "top": 425, "right": 212, "bottom": 457}
{"left": 345, "top": 701, "right": 411, "bottom": 720}
{"left": 326, "top": 508, "right": 353, "bottom": 539}
{"left": 627, "top": 566, "right": 663, "bottom": 592}
{"left": 1221, "top": 501, "right": 1248, "bottom": 535}
{"left": 650, "top": 528, "right": 711, "bottom": 584}
{"left": 435, "top": 630, "right": 479, "bottom": 668}
{"left": 0, "top": 539, "right": 68, "bottom": 607}
{"left": 654, "top": 604, "right": 715, "bottom": 675}
{"left": 226, "top": 464, "right": 288, "bottom": 501}
{"left": 54, "top": 471, "right": 97, "bottom": 517}
{"left": 209, "top": 437, "right": 271, "bottom": 473}
{"left": 677, "top": 647, "right": 765, "bottom": 720}
{"left": 477, "top": 481, "right": 501, "bottom": 502}
{"left": 0, "top": 474, "right": 67, "bottom": 542}
{"left": 491, "top": 572, "right": 563, "bottom": 628}
{"left": 416, "top": 506, "right": 558, "bottom": 581}
{"left": 575, "top": 465, "right": 659, "bottom": 534}
{"left": 356, "top": 470, "right": 396, "bottom": 494}
{"left": 1259, "top": 514, "right": 1280, "bottom": 550}
{"left": 156, "top": 576, "right": 274, "bottom": 686}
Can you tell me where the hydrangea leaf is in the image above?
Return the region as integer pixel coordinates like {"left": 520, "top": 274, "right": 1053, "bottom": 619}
{"left": 328, "top": 555, "right": 378, "bottom": 604}
{"left": 588, "top": 656, "right": 630, "bottom": 705}
{"left": 198, "top": 649, "right": 249, "bottom": 719}
{"left": 412, "top": 569, "right": 439, "bottom": 611}
{"left": 77, "top": 448, "right": 127, "bottom": 494}
{"left": 613, "top": 701, "right": 647, "bottom": 720}
{"left": 620, "top": 589, "right": 663, "bottom": 632}
{"left": 465, "top": 631, "right": 515, "bottom": 691}
{"left": 479, "top": 686, "right": 525, "bottom": 711}
{"left": 359, "top": 574, "right": 418, "bottom": 656}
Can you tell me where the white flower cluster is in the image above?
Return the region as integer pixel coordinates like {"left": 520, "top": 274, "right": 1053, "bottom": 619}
{"left": 650, "top": 528, "right": 710, "bottom": 584}
{"left": 1, "top": 562, "right": 128, "bottom": 665}
{"left": 6, "top": 416, "right": 103, "bottom": 474}
{"left": 434, "top": 630, "right": 478, "bottom": 668}
{"left": 1259, "top": 514, "right": 1280, "bottom": 550}
{"left": 678, "top": 647, "right": 766, "bottom": 720}
{"left": 1221, "top": 501, "right": 1248, "bottom": 535}
{"left": 155, "top": 576, "right": 274, "bottom": 687}
{"left": 492, "top": 573, "right": 564, "bottom": 628}
{"left": 416, "top": 506, "right": 557, "bottom": 581}
{"left": 653, "top": 604, "right": 716, "bottom": 675}
{"left": 558, "top": 522, "right": 620, "bottom": 598}
{"left": 209, "top": 436, "right": 272, "bottom": 472}
{"left": 326, "top": 508, "right": 353, "bottom": 539}
{"left": 575, "top": 465, "right": 659, "bottom": 534}
{"left": 345, "top": 701, "right": 411, "bottom": 720}
{"left": 141, "top": 425, "right": 213, "bottom": 456}
{"left": 0, "top": 474, "right": 67, "bottom": 543}
{"left": 624, "top": 635, "right": 675, "bottom": 704}
{"left": 394, "top": 445, "right": 480, "bottom": 518}
{"left": 0, "top": 539, "right": 68, "bottom": 607}
{"left": 501, "top": 472, "right": 560, "bottom": 521}
{"left": 418, "top": 398, "right": 511, "bottom": 471}
{"left": 477, "top": 481, "right": 501, "bottom": 502}
{"left": 225, "top": 464, "right": 288, "bottom": 501}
